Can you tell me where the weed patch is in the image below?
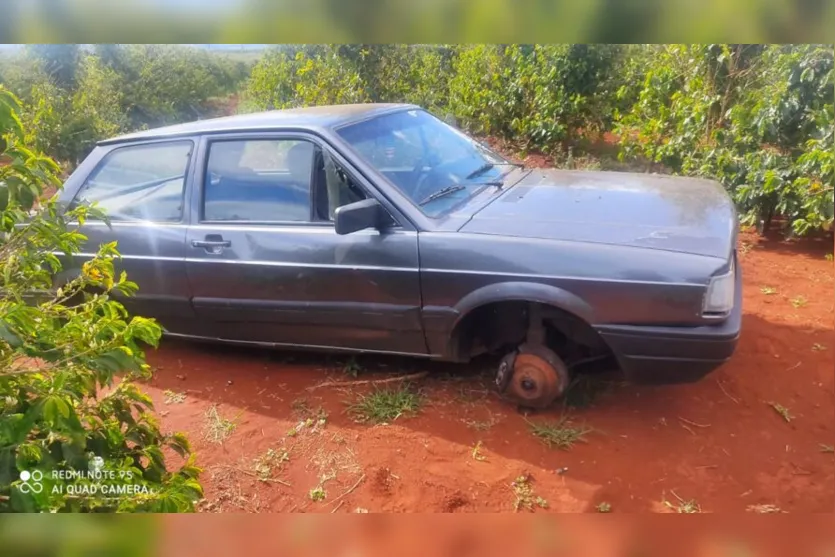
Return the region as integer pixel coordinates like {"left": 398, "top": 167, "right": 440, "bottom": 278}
{"left": 511, "top": 473, "right": 548, "bottom": 512}
{"left": 527, "top": 416, "right": 591, "bottom": 450}
{"left": 348, "top": 385, "right": 422, "bottom": 424}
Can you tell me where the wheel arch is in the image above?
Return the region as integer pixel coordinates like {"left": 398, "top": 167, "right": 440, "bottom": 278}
{"left": 444, "top": 281, "right": 597, "bottom": 361}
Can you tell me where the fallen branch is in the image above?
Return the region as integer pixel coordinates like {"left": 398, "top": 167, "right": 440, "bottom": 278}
{"left": 680, "top": 423, "right": 696, "bottom": 436}
{"left": 678, "top": 417, "right": 711, "bottom": 428}
{"left": 307, "top": 372, "right": 428, "bottom": 392}
{"left": 328, "top": 474, "right": 366, "bottom": 506}
{"left": 331, "top": 500, "right": 345, "bottom": 513}
{"left": 716, "top": 380, "right": 739, "bottom": 404}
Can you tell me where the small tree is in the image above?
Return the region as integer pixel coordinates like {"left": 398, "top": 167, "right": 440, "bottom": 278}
{"left": 0, "top": 87, "right": 202, "bottom": 512}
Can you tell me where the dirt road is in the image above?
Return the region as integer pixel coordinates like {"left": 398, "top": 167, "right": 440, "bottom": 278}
{"left": 143, "top": 230, "right": 834, "bottom": 513}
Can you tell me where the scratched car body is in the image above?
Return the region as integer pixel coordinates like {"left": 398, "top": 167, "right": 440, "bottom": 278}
{"left": 57, "top": 103, "right": 741, "bottom": 399}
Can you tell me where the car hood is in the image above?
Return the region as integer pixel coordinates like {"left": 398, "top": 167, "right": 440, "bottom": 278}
{"left": 461, "top": 169, "right": 737, "bottom": 260}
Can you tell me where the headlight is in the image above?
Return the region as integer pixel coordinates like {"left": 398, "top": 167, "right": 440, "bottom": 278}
{"left": 703, "top": 259, "right": 735, "bottom": 316}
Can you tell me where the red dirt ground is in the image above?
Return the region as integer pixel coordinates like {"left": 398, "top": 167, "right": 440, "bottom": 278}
{"left": 140, "top": 229, "right": 834, "bottom": 513}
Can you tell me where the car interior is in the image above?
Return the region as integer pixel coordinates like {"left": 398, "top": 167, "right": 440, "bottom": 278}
{"left": 203, "top": 140, "right": 313, "bottom": 222}
{"left": 201, "top": 139, "right": 369, "bottom": 224}
{"left": 75, "top": 139, "right": 372, "bottom": 226}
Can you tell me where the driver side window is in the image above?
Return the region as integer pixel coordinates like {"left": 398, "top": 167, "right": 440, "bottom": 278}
{"left": 203, "top": 139, "right": 313, "bottom": 223}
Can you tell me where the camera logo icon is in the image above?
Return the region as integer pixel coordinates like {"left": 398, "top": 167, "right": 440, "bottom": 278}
{"left": 19, "top": 470, "right": 44, "bottom": 494}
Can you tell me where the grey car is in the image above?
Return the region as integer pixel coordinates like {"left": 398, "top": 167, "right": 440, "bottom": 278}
{"left": 56, "top": 103, "right": 742, "bottom": 408}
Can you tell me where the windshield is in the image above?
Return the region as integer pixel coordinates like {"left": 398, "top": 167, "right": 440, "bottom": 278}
{"left": 336, "top": 109, "right": 517, "bottom": 217}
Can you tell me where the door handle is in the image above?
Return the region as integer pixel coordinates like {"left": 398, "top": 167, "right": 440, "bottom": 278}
{"left": 191, "top": 235, "right": 231, "bottom": 254}
{"left": 191, "top": 240, "right": 231, "bottom": 248}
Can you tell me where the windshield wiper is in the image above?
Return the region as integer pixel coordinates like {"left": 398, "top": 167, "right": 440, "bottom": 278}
{"left": 418, "top": 185, "right": 466, "bottom": 206}
{"left": 418, "top": 180, "right": 504, "bottom": 206}
{"left": 466, "top": 163, "right": 496, "bottom": 180}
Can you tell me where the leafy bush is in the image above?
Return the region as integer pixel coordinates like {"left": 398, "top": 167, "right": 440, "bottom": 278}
{"left": 2, "top": 43, "right": 832, "bottom": 237}
{"left": 97, "top": 44, "right": 243, "bottom": 129}
{"left": 356, "top": 44, "right": 454, "bottom": 112}
{"left": 447, "top": 45, "right": 517, "bottom": 138}
{"left": 616, "top": 44, "right": 834, "bottom": 235}
{"left": 244, "top": 45, "right": 454, "bottom": 113}
{"left": 1, "top": 45, "right": 250, "bottom": 167}
{"left": 243, "top": 46, "right": 368, "bottom": 111}
{"left": 19, "top": 55, "right": 126, "bottom": 166}
{"left": 447, "top": 44, "right": 622, "bottom": 151}
{"left": 0, "top": 88, "right": 202, "bottom": 512}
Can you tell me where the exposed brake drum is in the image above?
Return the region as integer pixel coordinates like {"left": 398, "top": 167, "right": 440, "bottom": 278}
{"left": 496, "top": 343, "right": 570, "bottom": 409}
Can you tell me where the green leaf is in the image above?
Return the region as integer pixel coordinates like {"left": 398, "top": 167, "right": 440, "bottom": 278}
{"left": 94, "top": 348, "right": 141, "bottom": 374}
{"left": 0, "top": 183, "right": 9, "bottom": 211}
{"left": 15, "top": 443, "right": 44, "bottom": 470}
{"left": 10, "top": 487, "right": 37, "bottom": 513}
{"left": 42, "top": 395, "right": 70, "bottom": 423}
{"left": 0, "top": 320, "right": 23, "bottom": 348}
{"left": 182, "top": 478, "right": 204, "bottom": 499}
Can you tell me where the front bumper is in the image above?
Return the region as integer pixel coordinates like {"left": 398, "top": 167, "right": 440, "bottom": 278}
{"left": 595, "top": 263, "right": 742, "bottom": 384}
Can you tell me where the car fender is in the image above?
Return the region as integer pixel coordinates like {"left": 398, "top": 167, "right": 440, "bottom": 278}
{"left": 453, "top": 281, "right": 594, "bottom": 323}
{"left": 443, "top": 281, "right": 595, "bottom": 360}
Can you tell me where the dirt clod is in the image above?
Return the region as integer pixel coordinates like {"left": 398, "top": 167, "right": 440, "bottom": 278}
{"left": 372, "top": 467, "right": 395, "bottom": 496}
{"left": 441, "top": 491, "right": 469, "bottom": 512}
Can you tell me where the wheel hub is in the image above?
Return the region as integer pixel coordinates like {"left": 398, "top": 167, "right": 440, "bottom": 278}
{"left": 499, "top": 345, "right": 570, "bottom": 409}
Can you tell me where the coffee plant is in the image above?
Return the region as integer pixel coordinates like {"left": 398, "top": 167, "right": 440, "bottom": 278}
{"left": 616, "top": 44, "right": 833, "bottom": 235}
{"left": 0, "top": 87, "right": 202, "bottom": 512}
{"left": 2, "top": 43, "right": 832, "bottom": 236}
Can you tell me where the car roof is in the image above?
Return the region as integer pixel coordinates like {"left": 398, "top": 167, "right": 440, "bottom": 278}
{"left": 98, "top": 103, "right": 418, "bottom": 145}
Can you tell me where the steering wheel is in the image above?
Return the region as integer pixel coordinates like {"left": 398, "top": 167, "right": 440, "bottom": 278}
{"left": 411, "top": 158, "right": 468, "bottom": 203}
{"left": 407, "top": 153, "right": 432, "bottom": 197}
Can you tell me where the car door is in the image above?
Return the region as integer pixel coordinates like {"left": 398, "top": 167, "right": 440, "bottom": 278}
{"left": 60, "top": 138, "right": 205, "bottom": 335}
{"left": 184, "top": 132, "right": 426, "bottom": 355}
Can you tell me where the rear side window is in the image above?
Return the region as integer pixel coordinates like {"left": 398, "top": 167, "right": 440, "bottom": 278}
{"left": 203, "top": 139, "right": 314, "bottom": 223}
{"left": 73, "top": 141, "right": 193, "bottom": 222}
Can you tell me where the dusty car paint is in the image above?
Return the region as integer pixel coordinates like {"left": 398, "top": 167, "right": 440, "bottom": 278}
{"left": 56, "top": 104, "right": 741, "bottom": 385}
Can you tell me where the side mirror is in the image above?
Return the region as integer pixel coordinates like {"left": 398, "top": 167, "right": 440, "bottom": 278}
{"left": 334, "top": 198, "right": 383, "bottom": 235}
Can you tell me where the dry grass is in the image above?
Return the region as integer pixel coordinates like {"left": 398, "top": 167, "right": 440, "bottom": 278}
{"left": 200, "top": 466, "right": 262, "bottom": 512}
{"left": 768, "top": 402, "right": 793, "bottom": 423}
{"left": 663, "top": 490, "right": 701, "bottom": 513}
{"left": 203, "top": 405, "right": 238, "bottom": 444}
{"left": 463, "top": 410, "right": 501, "bottom": 432}
{"left": 163, "top": 390, "right": 186, "bottom": 404}
{"left": 747, "top": 504, "right": 784, "bottom": 514}
{"left": 471, "top": 441, "right": 488, "bottom": 462}
{"left": 311, "top": 440, "right": 362, "bottom": 481}
{"left": 253, "top": 448, "right": 290, "bottom": 481}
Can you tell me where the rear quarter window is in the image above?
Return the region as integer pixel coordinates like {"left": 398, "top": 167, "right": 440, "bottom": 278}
{"left": 72, "top": 141, "right": 193, "bottom": 222}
